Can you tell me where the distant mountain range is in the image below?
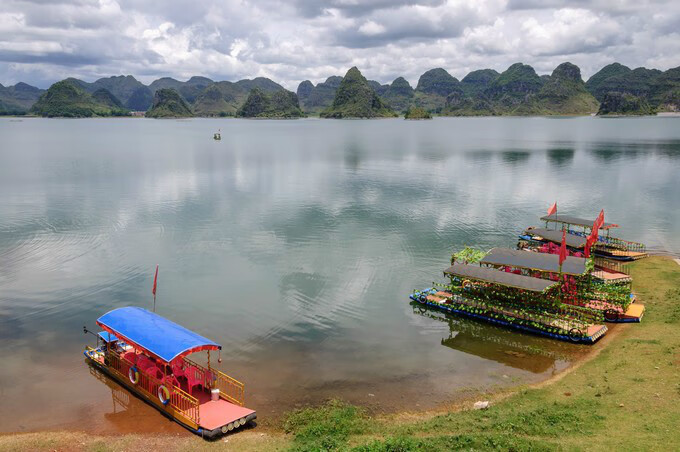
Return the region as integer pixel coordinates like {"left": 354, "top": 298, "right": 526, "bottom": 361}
{"left": 2, "top": 61, "right": 679, "bottom": 118}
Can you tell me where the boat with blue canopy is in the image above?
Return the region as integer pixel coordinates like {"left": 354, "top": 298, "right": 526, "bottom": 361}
{"left": 84, "top": 306, "right": 256, "bottom": 439}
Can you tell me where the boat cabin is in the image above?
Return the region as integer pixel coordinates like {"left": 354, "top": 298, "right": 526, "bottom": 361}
{"left": 478, "top": 248, "right": 642, "bottom": 322}
{"left": 411, "top": 263, "right": 607, "bottom": 343}
{"left": 539, "top": 213, "right": 647, "bottom": 260}
{"left": 84, "top": 307, "right": 255, "bottom": 439}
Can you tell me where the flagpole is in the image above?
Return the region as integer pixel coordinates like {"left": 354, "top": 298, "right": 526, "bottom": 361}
{"left": 152, "top": 264, "right": 159, "bottom": 313}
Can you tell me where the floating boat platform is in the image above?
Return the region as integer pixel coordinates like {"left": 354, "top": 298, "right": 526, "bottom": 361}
{"left": 603, "top": 301, "right": 645, "bottom": 323}
{"left": 591, "top": 268, "right": 632, "bottom": 284}
{"left": 410, "top": 288, "right": 607, "bottom": 344}
{"left": 84, "top": 307, "right": 256, "bottom": 439}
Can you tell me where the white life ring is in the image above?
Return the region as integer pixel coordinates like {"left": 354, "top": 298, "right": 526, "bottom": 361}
{"left": 128, "top": 367, "right": 139, "bottom": 384}
{"left": 158, "top": 385, "right": 170, "bottom": 405}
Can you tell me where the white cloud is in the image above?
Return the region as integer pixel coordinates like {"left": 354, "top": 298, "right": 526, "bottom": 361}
{"left": 0, "top": 0, "right": 678, "bottom": 89}
{"left": 358, "top": 20, "right": 386, "bottom": 35}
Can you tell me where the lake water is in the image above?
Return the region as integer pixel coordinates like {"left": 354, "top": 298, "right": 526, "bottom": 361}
{"left": 1, "top": 116, "right": 679, "bottom": 434}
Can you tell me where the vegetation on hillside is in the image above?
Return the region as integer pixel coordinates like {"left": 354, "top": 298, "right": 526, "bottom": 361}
{"left": 585, "top": 63, "right": 632, "bottom": 100}
{"left": 484, "top": 63, "right": 544, "bottom": 111}
{"left": 382, "top": 77, "right": 414, "bottom": 113}
{"left": 193, "top": 78, "right": 285, "bottom": 116}
{"left": 413, "top": 68, "right": 460, "bottom": 112}
{"left": 145, "top": 88, "right": 193, "bottom": 118}
{"left": 597, "top": 92, "right": 655, "bottom": 115}
{"left": 64, "top": 75, "right": 152, "bottom": 111}
{"left": 460, "top": 69, "right": 500, "bottom": 97}
{"left": 648, "top": 66, "right": 680, "bottom": 111}
{"left": 30, "top": 80, "right": 128, "bottom": 117}
{"left": 404, "top": 106, "right": 431, "bottom": 119}
{"left": 149, "top": 76, "right": 213, "bottom": 104}
{"left": 0, "top": 82, "right": 44, "bottom": 114}
{"left": 91, "top": 88, "right": 125, "bottom": 109}
{"left": 443, "top": 62, "right": 598, "bottom": 116}
{"left": 236, "top": 88, "right": 303, "bottom": 118}
{"left": 530, "top": 62, "right": 600, "bottom": 114}
{"left": 297, "top": 76, "right": 343, "bottom": 114}
{"left": 586, "top": 66, "right": 660, "bottom": 101}
{"left": 320, "top": 67, "right": 396, "bottom": 118}
{"left": 14, "top": 62, "right": 680, "bottom": 117}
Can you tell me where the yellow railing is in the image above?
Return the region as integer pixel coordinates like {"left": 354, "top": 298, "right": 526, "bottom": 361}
{"left": 214, "top": 369, "right": 245, "bottom": 406}
{"left": 104, "top": 351, "right": 200, "bottom": 427}
{"left": 184, "top": 357, "right": 245, "bottom": 406}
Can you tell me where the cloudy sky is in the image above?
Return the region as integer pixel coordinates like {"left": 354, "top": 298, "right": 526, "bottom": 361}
{"left": 1, "top": 0, "right": 679, "bottom": 89}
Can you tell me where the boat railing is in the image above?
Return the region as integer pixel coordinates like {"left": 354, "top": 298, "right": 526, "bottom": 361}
{"left": 105, "top": 350, "right": 200, "bottom": 427}
{"left": 568, "top": 230, "right": 646, "bottom": 253}
{"left": 602, "top": 236, "right": 646, "bottom": 253}
{"left": 593, "top": 257, "right": 630, "bottom": 275}
{"left": 184, "top": 357, "right": 245, "bottom": 406}
{"left": 213, "top": 370, "right": 245, "bottom": 406}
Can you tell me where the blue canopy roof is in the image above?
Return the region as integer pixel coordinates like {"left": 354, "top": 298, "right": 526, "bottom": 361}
{"left": 98, "top": 331, "right": 118, "bottom": 342}
{"left": 96, "top": 307, "right": 221, "bottom": 363}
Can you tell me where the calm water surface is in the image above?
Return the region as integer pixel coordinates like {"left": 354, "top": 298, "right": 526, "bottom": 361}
{"left": 1, "top": 116, "right": 679, "bottom": 434}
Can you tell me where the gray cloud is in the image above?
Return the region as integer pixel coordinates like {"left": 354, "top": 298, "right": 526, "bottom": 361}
{"left": 0, "top": 0, "right": 678, "bottom": 89}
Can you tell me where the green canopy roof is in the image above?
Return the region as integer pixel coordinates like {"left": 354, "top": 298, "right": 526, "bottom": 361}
{"left": 443, "top": 263, "right": 559, "bottom": 292}
{"left": 540, "top": 214, "right": 618, "bottom": 230}
{"left": 480, "top": 247, "right": 587, "bottom": 276}
{"left": 523, "top": 228, "right": 587, "bottom": 249}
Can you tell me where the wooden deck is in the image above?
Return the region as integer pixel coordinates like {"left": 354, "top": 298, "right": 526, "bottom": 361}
{"left": 591, "top": 269, "right": 632, "bottom": 284}
{"left": 608, "top": 250, "right": 648, "bottom": 260}
{"left": 197, "top": 399, "right": 255, "bottom": 430}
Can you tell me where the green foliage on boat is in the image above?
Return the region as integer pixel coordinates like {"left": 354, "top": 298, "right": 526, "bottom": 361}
{"left": 451, "top": 247, "right": 487, "bottom": 265}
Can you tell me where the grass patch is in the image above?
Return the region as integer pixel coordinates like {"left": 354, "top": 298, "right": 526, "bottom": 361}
{"left": 352, "top": 434, "right": 556, "bottom": 451}
{"left": 284, "top": 399, "right": 367, "bottom": 451}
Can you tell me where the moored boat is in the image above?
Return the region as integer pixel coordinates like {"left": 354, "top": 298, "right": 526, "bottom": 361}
{"left": 410, "top": 263, "right": 608, "bottom": 344}
{"left": 539, "top": 213, "right": 647, "bottom": 260}
{"left": 479, "top": 247, "right": 644, "bottom": 322}
{"left": 519, "top": 227, "right": 636, "bottom": 285}
{"left": 84, "top": 307, "right": 256, "bottom": 439}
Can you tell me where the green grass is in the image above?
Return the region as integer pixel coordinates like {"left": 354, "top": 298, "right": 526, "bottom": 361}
{"left": 1, "top": 257, "right": 678, "bottom": 451}
{"left": 284, "top": 400, "right": 367, "bottom": 451}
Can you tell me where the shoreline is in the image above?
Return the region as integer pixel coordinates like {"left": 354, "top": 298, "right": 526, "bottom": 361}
{"left": 3, "top": 257, "right": 675, "bottom": 450}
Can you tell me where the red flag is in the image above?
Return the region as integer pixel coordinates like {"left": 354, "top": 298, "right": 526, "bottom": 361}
{"left": 152, "top": 265, "right": 159, "bottom": 296}
{"left": 547, "top": 202, "right": 557, "bottom": 216}
{"left": 585, "top": 209, "right": 604, "bottom": 257}
{"left": 594, "top": 209, "right": 605, "bottom": 231}
{"left": 584, "top": 235, "right": 593, "bottom": 258}
{"left": 559, "top": 229, "right": 568, "bottom": 267}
